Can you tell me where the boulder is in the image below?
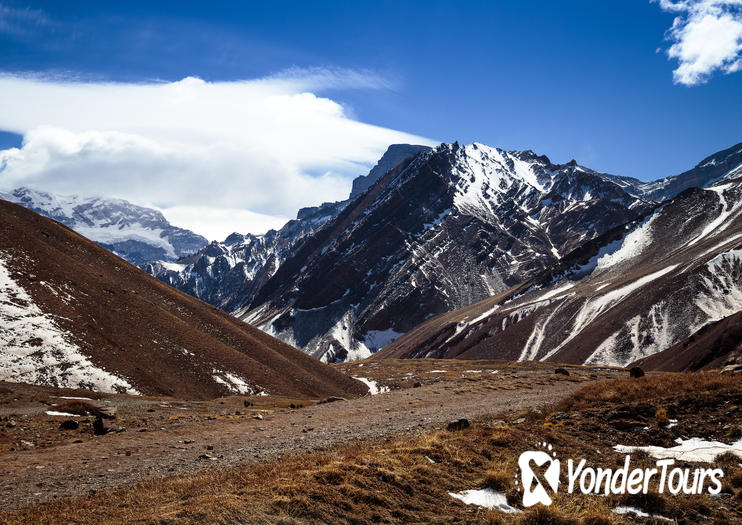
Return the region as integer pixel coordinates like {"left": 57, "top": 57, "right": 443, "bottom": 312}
{"left": 92, "top": 416, "right": 107, "bottom": 435}
{"left": 554, "top": 367, "right": 570, "bottom": 376}
{"left": 629, "top": 367, "right": 645, "bottom": 378}
{"left": 59, "top": 420, "right": 79, "bottom": 431}
{"left": 447, "top": 418, "right": 470, "bottom": 431}
{"left": 318, "top": 396, "right": 347, "bottom": 404}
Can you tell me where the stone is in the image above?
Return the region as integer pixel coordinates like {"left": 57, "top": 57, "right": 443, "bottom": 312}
{"left": 629, "top": 367, "right": 645, "bottom": 378}
{"left": 446, "top": 418, "right": 470, "bottom": 431}
{"left": 93, "top": 416, "right": 107, "bottom": 435}
{"left": 554, "top": 367, "right": 570, "bottom": 376}
{"left": 318, "top": 396, "right": 347, "bottom": 404}
{"left": 59, "top": 420, "right": 79, "bottom": 431}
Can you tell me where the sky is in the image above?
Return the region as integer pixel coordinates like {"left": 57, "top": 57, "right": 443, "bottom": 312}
{"left": 0, "top": 0, "right": 740, "bottom": 240}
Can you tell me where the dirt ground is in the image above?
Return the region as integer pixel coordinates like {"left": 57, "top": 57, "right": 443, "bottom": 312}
{"left": 0, "top": 360, "right": 621, "bottom": 509}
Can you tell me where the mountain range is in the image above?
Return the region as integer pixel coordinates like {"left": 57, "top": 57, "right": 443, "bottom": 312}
{"left": 146, "top": 140, "right": 742, "bottom": 365}
{"left": 0, "top": 187, "right": 209, "bottom": 265}
{"left": 4, "top": 140, "right": 742, "bottom": 374}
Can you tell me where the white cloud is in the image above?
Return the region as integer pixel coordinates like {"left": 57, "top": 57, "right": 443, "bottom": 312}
{"left": 0, "top": 70, "right": 435, "bottom": 240}
{"left": 0, "top": 3, "right": 50, "bottom": 38}
{"left": 655, "top": 0, "right": 742, "bottom": 85}
{"left": 161, "top": 206, "right": 289, "bottom": 242}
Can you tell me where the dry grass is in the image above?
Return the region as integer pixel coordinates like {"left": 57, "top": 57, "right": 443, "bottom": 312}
{"left": 556, "top": 371, "right": 738, "bottom": 412}
{"left": 4, "top": 370, "right": 741, "bottom": 524}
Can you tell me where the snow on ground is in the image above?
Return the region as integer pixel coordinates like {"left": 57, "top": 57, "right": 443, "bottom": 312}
{"left": 536, "top": 281, "right": 575, "bottom": 301}
{"left": 0, "top": 252, "right": 139, "bottom": 394}
{"left": 468, "top": 303, "right": 500, "bottom": 325}
{"left": 562, "top": 264, "right": 679, "bottom": 364}
{"left": 45, "top": 411, "right": 81, "bottom": 417}
{"left": 448, "top": 488, "right": 520, "bottom": 513}
{"left": 445, "top": 321, "right": 469, "bottom": 343}
{"left": 352, "top": 376, "right": 389, "bottom": 395}
{"left": 361, "top": 328, "right": 403, "bottom": 352}
{"left": 614, "top": 437, "right": 742, "bottom": 463}
{"left": 612, "top": 506, "right": 673, "bottom": 522}
{"left": 157, "top": 261, "right": 187, "bottom": 272}
{"left": 211, "top": 369, "right": 257, "bottom": 395}
{"left": 594, "top": 215, "right": 657, "bottom": 271}
{"left": 687, "top": 185, "right": 742, "bottom": 247}
{"left": 74, "top": 224, "right": 177, "bottom": 259}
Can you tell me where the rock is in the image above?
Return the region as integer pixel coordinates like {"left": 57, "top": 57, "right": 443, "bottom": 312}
{"left": 125, "top": 451, "right": 132, "bottom": 456}
{"left": 58, "top": 420, "right": 79, "bottom": 431}
{"left": 553, "top": 412, "right": 569, "bottom": 421}
{"left": 318, "top": 396, "right": 347, "bottom": 404}
{"left": 413, "top": 381, "right": 422, "bottom": 388}
{"left": 446, "top": 418, "right": 470, "bottom": 431}
{"left": 253, "top": 414, "right": 263, "bottom": 420}
{"left": 512, "top": 417, "right": 526, "bottom": 425}
{"left": 92, "top": 416, "right": 107, "bottom": 435}
{"left": 720, "top": 364, "right": 742, "bottom": 374}
{"left": 629, "top": 367, "right": 645, "bottom": 378}
{"left": 197, "top": 453, "right": 217, "bottom": 461}
{"left": 98, "top": 406, "right": 117, "bottom": 419}
{"left": 554, "top": 367, "right": 570, "bottom": 376}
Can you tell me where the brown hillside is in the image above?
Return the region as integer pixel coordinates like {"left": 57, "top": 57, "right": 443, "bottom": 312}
{"left": 0, "top": 200, "right": 366, "bottom": 400}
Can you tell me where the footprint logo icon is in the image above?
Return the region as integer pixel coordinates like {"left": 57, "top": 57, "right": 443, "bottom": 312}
{"left": 515, "top": 442, "right": 560, "bottom": 507}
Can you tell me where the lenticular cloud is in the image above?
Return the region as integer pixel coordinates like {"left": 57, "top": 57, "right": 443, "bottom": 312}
{"left": 0, "top": 69, "right": 434, "bottom": 237}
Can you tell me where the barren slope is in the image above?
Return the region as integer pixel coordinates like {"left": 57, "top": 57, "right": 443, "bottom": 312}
{"left": 0, "top": 200, "right": 366, "bottom": 399}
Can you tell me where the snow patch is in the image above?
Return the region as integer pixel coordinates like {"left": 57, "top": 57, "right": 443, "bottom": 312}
{"left": 211, "top": 370, "right": 257, "bottom": 395}
{"left": 45, "top": 411, "right": 81, "bottom": 417}
{"left": 362, "top": 328, "right": 403, "bottom": 352}
{"left": 352, "top": 376, "right": 389, "bottom": 395}
{"left": 449, "top": 488, "right": 520, "bottom": 513}
{"left": 612, "top": 506, "right": 673, "bottom": 522}
{"left": 0, "top": 253, "right": 139, "bottom": 394}
{"left": 614, "top": 437, "right": 742, "bottom": 463}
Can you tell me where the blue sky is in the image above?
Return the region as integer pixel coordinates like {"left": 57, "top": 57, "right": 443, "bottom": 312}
{"left": 0, "top": 1, "right": 741, "bottom": 238}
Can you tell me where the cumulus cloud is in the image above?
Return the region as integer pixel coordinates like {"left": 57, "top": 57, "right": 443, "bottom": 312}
{"left": 0, "top": 70, "right": 435, "bottom": 239}
{"left": 655, "top": 0, "right": 742, "bottom": 85}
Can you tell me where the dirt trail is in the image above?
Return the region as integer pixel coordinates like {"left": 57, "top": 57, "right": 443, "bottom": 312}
{"left": 0, "top": 363, "right": 619, "bottom": 509}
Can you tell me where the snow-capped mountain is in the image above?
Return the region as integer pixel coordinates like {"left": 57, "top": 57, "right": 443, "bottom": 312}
{"left": 144, "top": 144, "right": 431, "bottom": 312}
{"left": 630, "top": 142, "right": 742, "bottom": 202}
{"left": 378, "top": 172, "right": 742, "bottom": 371}
{"left": 0, "top": 199, "right": 365, "bottom": 398}
{"left": 0, "top": 187, "right": 208, "bottom": 265}
{"left": 243, "top": 142, "right": 654, "bottom": 362}
{"left": 143, "top": 201, "right": 347, "bottom": 312}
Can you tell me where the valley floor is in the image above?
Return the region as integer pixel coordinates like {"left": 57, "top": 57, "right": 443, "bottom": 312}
{"left": 1, "top": 361, "right": 741, "bottom": 524}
